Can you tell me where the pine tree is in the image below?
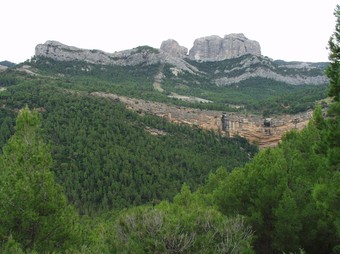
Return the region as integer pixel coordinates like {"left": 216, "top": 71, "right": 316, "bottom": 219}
{"left": 0, "top": 107, "right": 79, "bottom": 253}
{"left": 326, "top": 4, "right": 340, "bottom": 101}
{"left": 316, "top": 6, "right": 340, "bottom": 251}
{"left": 325, "top": 4, "right": 340, "bottom": 171}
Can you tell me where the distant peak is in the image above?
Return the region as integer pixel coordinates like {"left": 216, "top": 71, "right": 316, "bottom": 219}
{"left": 160, "top": 39, "right": 188, "bottom": 58}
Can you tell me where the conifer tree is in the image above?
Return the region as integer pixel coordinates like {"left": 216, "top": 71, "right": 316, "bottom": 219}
{"left": 326, "top": 4, "right": 340, "bottom": 101}
{"left": 0, "top": 107, "right": 79, "bottom": 253}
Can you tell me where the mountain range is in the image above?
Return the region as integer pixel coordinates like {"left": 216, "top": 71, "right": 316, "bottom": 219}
{"left": 34, "top": 33, "right": 328, "bottom": 86}
{"left": 0, "top": 33, "right": 330, "bottom": 147}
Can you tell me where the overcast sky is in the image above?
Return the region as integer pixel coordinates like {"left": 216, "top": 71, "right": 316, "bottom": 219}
{"left": 1, "top": 0, "right": 337, "bottom": 63}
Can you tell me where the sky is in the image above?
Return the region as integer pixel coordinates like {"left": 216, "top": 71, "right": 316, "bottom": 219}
{"left": 1, "top": 0, "right": 337, "bottom": 63}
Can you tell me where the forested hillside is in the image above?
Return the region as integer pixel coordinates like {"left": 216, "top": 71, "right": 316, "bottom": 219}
{"left": 0, "top": 82, "right": 257, "bottom": 215}
{"left": 1, "top": 96, "right": 339, "bottom": 253}
{"left": 0, "top": 108, "right": 255, "bottom": 253}
{"left": 24, "top": 53, "right": 328, "bottom": 115}
{"left": 0, "top": 5, "right": 339, "bottom": 253}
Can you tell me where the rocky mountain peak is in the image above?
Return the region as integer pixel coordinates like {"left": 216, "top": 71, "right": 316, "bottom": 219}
{"left": 188, "top": 33, "right": 261, "bottom": 61}
{"left": 160, "top": 39, "right": 188, "bottom": 58}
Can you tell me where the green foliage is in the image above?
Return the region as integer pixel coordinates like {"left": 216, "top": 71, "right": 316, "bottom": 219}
{"left": 0, "top": 19, "right": 334, "bottom": 252}
{"left": 320, "top": 9, "right": 340, "bottom": 253}
{"left": 163, "top": 69, "right": 327, "bottom": 115}
{"left": 326, "top": 102, "right": 340, "bottom": 171}
{"left": 273, "top": 189, "right": 302, "bottom": 251}
{"left": 325, "top": 5, "right": 340, "bottom": 173}
{"left": 210, "top": 109, "right": 339, "bottom": 253}
{"left": 30, "top": 56, "right": 160, "bottom": 98}
{"left": 326, "top": 4, "right": 340, "bottom": 101}
{"left": 186, "top": 55, "right": 327, "bottom": 79}
{"left": 0, "top": 107, "right": 80, "bottom": 253}
{"left": 0, "top": 236, "right": 26, "bottom": 254}
{"left": 0, "top": 71, "right": 18, "bottom": 87}
{"left": 0, "top": 109, "right": 15, "bottom": 153}
{"left": 0, "top": 84, "right": 257, "bottom": 215}
{"left": 201, "top": 9, "right": 339, "bottom": 253}
{"left": 165, "top": 55, "right": 328, "bottom": 114}
{"left": 73, "top": 186, "right": 254, "bottom": 254}
{"left": 26, "top": 54, "right": 328, "bottom": 115}
{"left": 112, "top": 195, "right": 254, "bottom": 253}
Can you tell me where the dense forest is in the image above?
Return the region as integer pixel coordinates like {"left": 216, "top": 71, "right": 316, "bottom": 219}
{"left": 161, "top": 58, "right": 328, "bottom": 115}
{"left": 0, "top": 83, "right": 257, "bottom": 215}
{"left": 0, "top": 5, "right": 339, "bottom": 254}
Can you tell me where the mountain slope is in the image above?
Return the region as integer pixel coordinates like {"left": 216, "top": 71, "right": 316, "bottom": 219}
{"left": 27, "top": 55, "right": 327, "bottom": 115}
{"left": 0, "top": 80, "right": 257, "bottom": 214}
{"left": 35, "top": 39, "right": 328, "bottom": 87}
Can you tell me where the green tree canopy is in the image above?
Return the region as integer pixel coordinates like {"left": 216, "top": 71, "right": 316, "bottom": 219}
{"left": 326, "top": 4, "right": 340, "bottom": 101}
{"left": 112, "top": 185, "right": 254, "bottom": 254}
{"left": 0, "top": 107, "right": 79, "bottom": 253}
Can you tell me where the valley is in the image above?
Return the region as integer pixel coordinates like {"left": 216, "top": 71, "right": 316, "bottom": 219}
{"left": 1, "top": 36, "right": 329, "bottom": 149}
{"left": 0, "top": 27, "right": 338, "bottom": 253}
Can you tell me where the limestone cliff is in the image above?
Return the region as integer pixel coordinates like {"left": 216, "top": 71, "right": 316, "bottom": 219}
{"left": 160, "top": 39, "right": 188, "bottom": 58}
{"left": 188, "top": 33, "right": 261, "bottom": 61}
{"left": 35, "top": 41, "right": 197, "bottom": 73}
{"left": 34, "top": 37, "right": 327, "bottom": 86}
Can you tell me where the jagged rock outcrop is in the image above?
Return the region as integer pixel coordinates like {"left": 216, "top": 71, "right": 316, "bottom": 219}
{"left": 188, "top": 33, "right": 261, "bottom": 61}
{"left": 160, "top": 39, "right": 188, "bottom": 58}
{"left": 35, "top": 41, "right": 198, "bottom": 73}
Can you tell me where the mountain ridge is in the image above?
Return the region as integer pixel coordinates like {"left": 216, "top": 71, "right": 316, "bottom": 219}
{"left": 34, "top": 34, "right": 328, "bottom": 86}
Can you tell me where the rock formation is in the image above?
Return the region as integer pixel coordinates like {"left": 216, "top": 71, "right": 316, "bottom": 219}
{"left": 34, "top": 36, "right": 328, "bottom": 86}
{"left": 188, "top": 33, "right": 261, "bottom": 61}
{"left": 91, "top": 91, "right": 314, "bottom": 148}
{"left": 35, "top": 41, "right": 198, "bottom": 73}
{"left": 30, "top": 37, "right": 329, "bottom": 147}
{"left": 35, "top": 41, "right": 164, "bottom": 65}
{"left": 160, "top": 39, "right": 188, "bottom": 58}
{"left": 214, "top": 55, "right": 329, "bottom": 86}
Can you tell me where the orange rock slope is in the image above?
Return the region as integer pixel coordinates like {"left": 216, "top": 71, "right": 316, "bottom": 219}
{"left": 91, "top": 92, "right": 313, "bottom": 148}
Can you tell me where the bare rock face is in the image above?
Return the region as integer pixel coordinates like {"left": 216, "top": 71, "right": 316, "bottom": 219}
{"left": 160, "top": 39, "right": 188, "bottom": 58}
{"left": 188, "top": 33, "right": 261, "bottom": 61}
{"left": 35, "top": 41, "right": 161, "bottom": 65}
{"left": 34, "top": 39, "right": 327, "bottom": 86}
{"left": 91, "top": 91, "right": 315, "bottom": 148}
{"left": 35, "top": 41, "right": 198, "bottom": 73}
